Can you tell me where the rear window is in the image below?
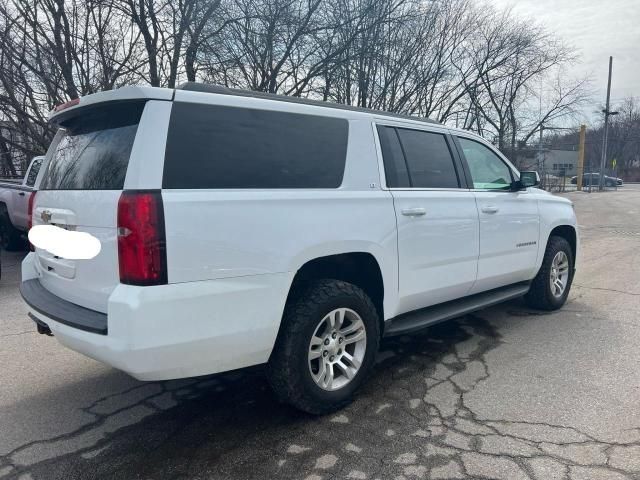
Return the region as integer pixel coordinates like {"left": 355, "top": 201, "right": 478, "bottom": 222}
{"left": 396, "top": 128, "right": 460, "bottom": 189}
{"left": 163, "top": 102, "right": 349, "bottom": 189}
{"left": 40, "top": 102, "right": 145, "bottom": 190}
{"left": 25, "top": 158, "right": 43, "bottom": 187}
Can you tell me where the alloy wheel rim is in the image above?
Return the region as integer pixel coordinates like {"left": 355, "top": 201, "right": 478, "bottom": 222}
{"left": 308, "top": 308, "right": 367, "bottom": 391}
{"left": 549, "top": 251, "right": 570, "bottom": 298}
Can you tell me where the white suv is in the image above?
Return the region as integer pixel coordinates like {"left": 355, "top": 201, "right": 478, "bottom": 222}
{"left": 21, "top": 83, "right": 578, "bottom": 413}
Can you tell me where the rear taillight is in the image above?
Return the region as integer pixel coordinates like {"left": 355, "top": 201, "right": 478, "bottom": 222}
{"left": 27, "top": 192, "right": 36, "bottom": 229}
{"left": 27, "top": 191, "right": 36, "bottom": 251}
{"left": 117, "top": 191, "right": 167, "bottom": 286}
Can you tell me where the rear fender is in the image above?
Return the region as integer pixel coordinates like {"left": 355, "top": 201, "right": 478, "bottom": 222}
{"left": 287, "top": 241, "right": 398, "bottom": 321}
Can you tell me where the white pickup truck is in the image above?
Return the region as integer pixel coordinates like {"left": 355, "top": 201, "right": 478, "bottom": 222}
{"left": 0, "top": 156, "right": 44, "bottom": 250}
{"left": 21, "top": 84, "right": 578, "bottom": 414}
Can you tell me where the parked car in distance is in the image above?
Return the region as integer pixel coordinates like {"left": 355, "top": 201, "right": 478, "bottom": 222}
{"left": 21, "top": 84, "right": 579, "bottom": 414}
{"left": 0, "top": 156, "right": 44, "bottom": 250}
{"left": 570, "top": 172, "right": 622, "bottom": 187}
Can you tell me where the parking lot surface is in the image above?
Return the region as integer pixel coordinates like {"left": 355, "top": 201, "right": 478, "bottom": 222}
{"left": 1, "top": 186, "right": 639, "bottom": 480}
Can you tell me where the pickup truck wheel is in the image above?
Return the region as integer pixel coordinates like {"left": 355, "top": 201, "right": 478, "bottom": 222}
{"left": 525, "top": 236, "right": 574, "bottom": 311}
{"left": 0, "top": 210, "right": 23, "bottom": 251}
{"left": 267, "top": 279, "right": 380, "bottom": 415}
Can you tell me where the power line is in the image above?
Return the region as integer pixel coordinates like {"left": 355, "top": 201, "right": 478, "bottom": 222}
{"left": 550, "top": 139, "right": 640, "bottom": 145}
{"left": 608, "top": 95, "right": 640, "bottom": 102}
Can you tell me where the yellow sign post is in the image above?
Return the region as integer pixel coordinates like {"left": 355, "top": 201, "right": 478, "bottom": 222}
{"left": 576, "top": 125, "right": 586, "bottom": 191}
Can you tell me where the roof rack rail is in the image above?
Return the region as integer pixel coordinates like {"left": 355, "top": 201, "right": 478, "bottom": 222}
{"left": 176, "top": 82, "right": 440, "bottom": 125}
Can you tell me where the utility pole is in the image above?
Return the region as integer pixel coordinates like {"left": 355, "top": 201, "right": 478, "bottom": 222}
{"left": 599, "top": 56, "right": 618, "bottom": 191}
{"left": 538, "top": 124, "right": 545, "bottom": 189}
{"left": 577, "top": 125, "right": 586, "bottom": 191}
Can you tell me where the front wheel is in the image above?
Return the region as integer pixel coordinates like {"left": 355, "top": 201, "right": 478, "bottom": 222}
{"left": 525, "top": 236, "right": 574, "bottom": 310}
{"left": 267, "top": 279, "right": 380, "bottom": 414}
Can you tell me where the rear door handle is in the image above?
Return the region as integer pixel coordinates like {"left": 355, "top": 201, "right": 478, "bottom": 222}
{"left": 481, "top": 205, "right": 499, "bottom": 214}
{"left": 401, "top": 207, "right": 426, "bottom": 217}
{"left": 18, "top": 192, "right": 25, "bottom": 196}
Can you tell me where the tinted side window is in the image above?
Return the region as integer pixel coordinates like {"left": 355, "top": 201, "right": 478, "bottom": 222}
{"left": 163, "top": 103, "right": 348, "bottom": 189}
{"left": 457, "top": 137, "right": 512, "bottom": 190}
{"left": 40, "top": 102, "right": 144, "bottom": 190}
{"left": 25, "top": 158, "right": 43, "bottom": 187}
{"left": 376, "top": 125, "right": 410, "bottom": 188}
{"left": 396, "top": 129, "right": 459, "bottom": 188}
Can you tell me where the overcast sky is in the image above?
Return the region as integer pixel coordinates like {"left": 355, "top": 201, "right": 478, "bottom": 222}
{"left": 491, "top": 0, "right": 640, "bottom": 119}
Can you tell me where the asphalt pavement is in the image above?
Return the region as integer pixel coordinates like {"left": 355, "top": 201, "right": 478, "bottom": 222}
{"left": 1, "top": 186, "right": 639, "bottom": 480}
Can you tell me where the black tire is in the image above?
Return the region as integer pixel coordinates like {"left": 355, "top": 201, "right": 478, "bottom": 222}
{"left": 525, "top": 236, "right": 574, "bottom": 311}
{"left": 267, "top": 279, "right": 380, "bottom": 415}
{"left": 0, "top": 209, "right": 24, "bottom": 251}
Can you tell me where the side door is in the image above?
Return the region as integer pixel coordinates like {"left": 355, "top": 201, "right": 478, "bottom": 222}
{"left": 453, "top": 135, "right": 539, "bottom": 294}
{"left": 376, "top": 123, "right": 479, "bottom": 316}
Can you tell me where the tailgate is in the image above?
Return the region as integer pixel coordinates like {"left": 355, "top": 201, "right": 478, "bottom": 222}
{"left": 32, "top": 191, "right": 121, "bottom": 313}
{"left": 32, "top": 101, "right": 146, "bottom": 313}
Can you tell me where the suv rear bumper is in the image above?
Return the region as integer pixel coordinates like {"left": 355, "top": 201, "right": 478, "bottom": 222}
{"left": 21, "top": 253, "right": 293, "bottom": 381}
{"left": 21, "top": 279, "right": 108, "bottom": 335}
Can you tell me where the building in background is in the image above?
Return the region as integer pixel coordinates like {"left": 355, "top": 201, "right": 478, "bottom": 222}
{"left": 547, "top": 149, "right": 578, "bottom": 177}
{"left": 515, "top": 144, "right": 578, "bottom": 177}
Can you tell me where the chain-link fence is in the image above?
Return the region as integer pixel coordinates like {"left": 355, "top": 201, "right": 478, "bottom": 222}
{"left": 510, "top": 138, "right": 629, "bottom": 193}
{"left": 542, "top": 168, "right": 623, "bottom": 193}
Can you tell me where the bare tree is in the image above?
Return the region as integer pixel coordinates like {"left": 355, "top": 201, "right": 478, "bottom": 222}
{"left": 0, "top": 0, "right": 142, "bottom": 170}
{"left": 463, "top": 8, "right": 587, "bottom": 156}
{"left": 0, "top": 0, "right": 589, "bottom": 174}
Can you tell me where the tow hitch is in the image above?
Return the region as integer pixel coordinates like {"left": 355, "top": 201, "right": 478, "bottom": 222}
{"left": 28, "top": 313, "right": 53, "bottom": 336}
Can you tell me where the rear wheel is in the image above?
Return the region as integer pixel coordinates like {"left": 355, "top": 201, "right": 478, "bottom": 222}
{"left": 0, "top": 209, "right": 24, "bottom": 251}
{"left": 267, "top": 279, "right": 380, "bottom": 414}
{"left": 525, "top": 236, "right": 574, "bottom": 310}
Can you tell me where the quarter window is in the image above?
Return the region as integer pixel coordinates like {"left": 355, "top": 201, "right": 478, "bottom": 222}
{"left": 163, "top": 103, "right": 348, "bottom": 189}
{"left": 457, "top": 137, "right": 513, "bottom": 190}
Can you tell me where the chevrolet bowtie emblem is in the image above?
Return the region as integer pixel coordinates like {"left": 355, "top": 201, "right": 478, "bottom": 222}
{"left": 40, "top": 210, "right": 52, "bottom": 223}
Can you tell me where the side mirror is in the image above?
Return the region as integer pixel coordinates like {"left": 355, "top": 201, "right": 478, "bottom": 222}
{"left": 518, "top": 171, "right": 540, "bottom": 189}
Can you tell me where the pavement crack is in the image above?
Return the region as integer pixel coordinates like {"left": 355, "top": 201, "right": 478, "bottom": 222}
{"left": 0, "top": 331, "right": 35, "bottom": 338}
{"left": 5, "top": 248, "right": 640, "bottom": 480}
{"left": 573, "top": 284, "right": 640, "bottom": 296}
